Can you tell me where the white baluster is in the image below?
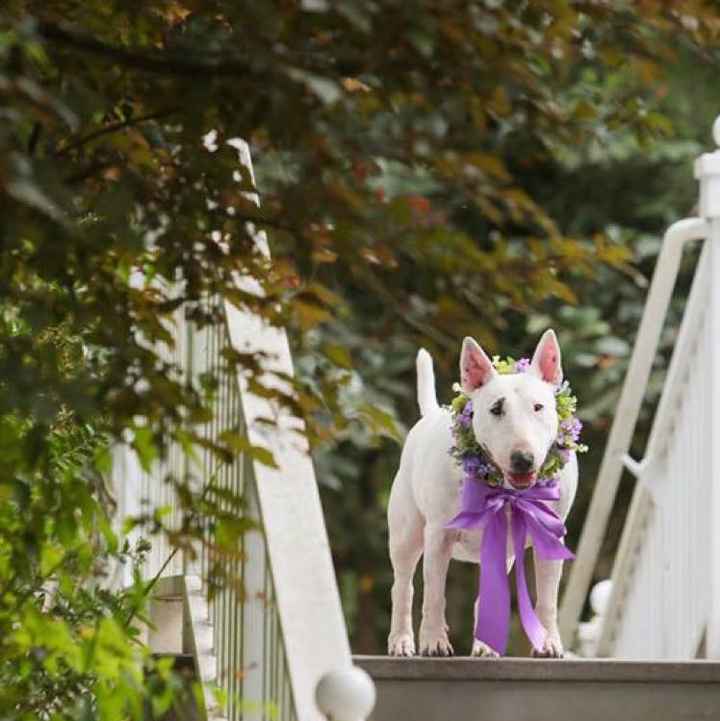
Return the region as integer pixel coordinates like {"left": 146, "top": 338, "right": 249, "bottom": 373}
{"left": 316, "top": 666, "right": 376, "bottom": 721}
{"left": 696, "top": 114, "right": 720, "bottom": 657}
{"left": 577, "top": 579, "right": 613, "bottom": 657}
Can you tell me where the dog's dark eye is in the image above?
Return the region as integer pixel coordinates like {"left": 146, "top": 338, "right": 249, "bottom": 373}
{"left": 534, "top": 403, "right": 544, "bottom": 412}
{"left": 490, "top": 399, "right": 504, "bottom": 417}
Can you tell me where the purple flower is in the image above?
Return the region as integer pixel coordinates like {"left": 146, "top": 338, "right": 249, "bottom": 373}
{"left": 458, "top": 400, "right": 473, "bottom": 427}
{"left": 462, "top": 455, "right": 482, "bottom": 475}
{"left": 515, "top": 358, "right": 531, "bottom": 373}
{"left": 560, "top": 417, "right": 583, "bottom": 442}
{"left": 462, "top": 454, "right": 492, "bottom": 480}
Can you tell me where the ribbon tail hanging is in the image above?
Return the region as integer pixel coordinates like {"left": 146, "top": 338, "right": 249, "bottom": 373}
{"left": 476, "top": 510, "right": 510, "bottom": 655}
{"left": 511, "top": 510, "right": 547, "bottom": 653}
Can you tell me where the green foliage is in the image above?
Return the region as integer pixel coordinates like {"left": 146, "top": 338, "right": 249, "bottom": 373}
{"left": 0, "top": 407, "right": 186, "bottom": 719}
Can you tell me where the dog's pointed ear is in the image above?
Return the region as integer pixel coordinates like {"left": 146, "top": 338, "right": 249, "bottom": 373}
{"left": 460, "top": 337, "right": 496, "bottom": 393}
{"left": 530, "top": 329, "right": 563, "bottom": 385}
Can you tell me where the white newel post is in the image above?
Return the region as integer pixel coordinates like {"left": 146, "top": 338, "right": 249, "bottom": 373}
{"left": 697, "top": 115, "right": 720, "bottom": 658}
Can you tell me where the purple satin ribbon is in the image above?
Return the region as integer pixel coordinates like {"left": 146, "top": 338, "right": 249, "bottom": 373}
{"left": 447, "top": 480, "right": 574, "bottom": 655}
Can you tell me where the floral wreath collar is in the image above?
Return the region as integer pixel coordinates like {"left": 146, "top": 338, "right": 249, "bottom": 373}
{"left": 449, "top": 356, "right": 587, "bottom": 488}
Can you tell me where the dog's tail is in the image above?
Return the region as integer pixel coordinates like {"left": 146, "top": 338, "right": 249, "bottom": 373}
{"left": 416, "top": 348, "right": 439, "bottom": 417}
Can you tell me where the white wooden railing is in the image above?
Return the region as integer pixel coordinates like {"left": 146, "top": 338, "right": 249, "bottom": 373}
{"left": 114, "top": 143, "right": 375, "bottom": 720}
{"left": 560, "top": 115, "right": 720, "bottom": 658}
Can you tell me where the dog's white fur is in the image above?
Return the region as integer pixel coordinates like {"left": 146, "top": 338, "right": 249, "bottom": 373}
{"left": 387, "top": 330, "right": 578, "bottom": 658}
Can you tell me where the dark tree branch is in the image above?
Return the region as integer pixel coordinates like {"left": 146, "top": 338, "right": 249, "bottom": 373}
{"left": 27, "top": 123, "right": 42, "bottom": 156}
{"left": 38, "top": 21, "right": 262, "bottom": 78}
{"left": 56, "top": 107, "right": 180, "bottom": 156}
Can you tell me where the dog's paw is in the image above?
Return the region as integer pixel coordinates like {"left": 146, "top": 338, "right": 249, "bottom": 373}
{"left": 419, "top": 627, "right": 454, "bottom": 657}
{"left": 532, "top": 633, "right": 564, "bottom": 659}
{"left": 388, "top": 633, "right": 415, "bottom": 657}
{"left": 471, "top": 640, "right": 500, "bottom": 658}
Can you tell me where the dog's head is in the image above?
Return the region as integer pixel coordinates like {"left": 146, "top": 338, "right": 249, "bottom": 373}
{"left": 460, "top": 329, "right": 562, "bottom": 490}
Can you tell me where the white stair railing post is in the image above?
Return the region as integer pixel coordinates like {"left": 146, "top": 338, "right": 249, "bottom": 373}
{"left": 577, "top": 580, "right": 613, "bottom": 657}
{"left": 696, "top": 115, "right": 720, "bottom": 658}
{"left": 559, "top": 217, "right": 708, "bottom": 644}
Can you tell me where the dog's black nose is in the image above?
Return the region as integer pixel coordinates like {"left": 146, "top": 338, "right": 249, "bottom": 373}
{"left": 510, "top": 450, "right": 534, "bottom": 474}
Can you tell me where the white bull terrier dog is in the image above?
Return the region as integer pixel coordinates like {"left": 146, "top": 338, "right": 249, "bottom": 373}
{"left": 387, "top": 330, "right": 578, "bottom": 658}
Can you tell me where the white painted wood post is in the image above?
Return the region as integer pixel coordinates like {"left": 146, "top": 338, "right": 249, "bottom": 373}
{"left": 696, "top": 115, "right": 720, "bottom": 658}
{"left": 577, "top": 580, "right": 612, "bottom": 657}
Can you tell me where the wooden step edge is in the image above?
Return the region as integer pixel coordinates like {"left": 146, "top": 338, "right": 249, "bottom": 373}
{"left": 353, "top": 655, "right": 720, "bottom": 683}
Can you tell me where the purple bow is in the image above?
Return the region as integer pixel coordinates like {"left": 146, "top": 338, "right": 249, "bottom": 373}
{"left": 447, "top": 480, "right": 574, "bottom": 655}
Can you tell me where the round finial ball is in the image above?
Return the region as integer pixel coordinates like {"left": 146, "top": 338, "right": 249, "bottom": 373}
{"left": 590, "top": 579, "right": 613, "bottom": 616}
{"left": 316, "top": 666, "right": 376, "bottom": 721}
{"left": 714, "top": 115, "right": 720, "bottom": 148}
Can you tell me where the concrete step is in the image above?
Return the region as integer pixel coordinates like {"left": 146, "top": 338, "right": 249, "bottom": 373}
{"left": 354, "top": 655, "right": 720, "bottom": 721}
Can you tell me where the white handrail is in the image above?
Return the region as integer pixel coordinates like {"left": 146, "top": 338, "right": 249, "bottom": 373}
{"left": 115, "top": 142, "right": 372, "bottom": 720}
{"left": 625, "top": 239, "right": 711, "bottom": 483}
{"left": 559, "top": 216, "right": 709, "bottom": 645}
{"left": 594, "top": 244, "right": 713, "bottom": 655}
{"left": 594, "top": 251, "right": 712, "bottom": 655}
{"left": 225, "top": 140, "right": 354, "bottom": 721}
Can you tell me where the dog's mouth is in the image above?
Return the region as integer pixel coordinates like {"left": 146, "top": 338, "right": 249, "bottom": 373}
{"left": 507, "top": 471, "right": 537, "bottom": 490}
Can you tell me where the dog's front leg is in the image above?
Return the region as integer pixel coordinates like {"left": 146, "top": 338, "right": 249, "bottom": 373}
{"left": 419, "top": 524, "right": 454, "bottom": 656}
{"left": 532, "top": 550, "right": 564, "bottom": 658}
